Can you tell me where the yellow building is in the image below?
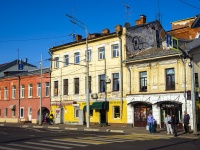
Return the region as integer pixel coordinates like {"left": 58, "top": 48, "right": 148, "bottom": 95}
{"left": 49, "top": 26, "right": 127, "bottom": 126}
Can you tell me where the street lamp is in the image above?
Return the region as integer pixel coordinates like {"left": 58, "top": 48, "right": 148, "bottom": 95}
{"left": 66, "top": 14, "right": 90, "bottom": 128}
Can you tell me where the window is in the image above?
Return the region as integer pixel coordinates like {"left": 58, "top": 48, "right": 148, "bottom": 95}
{"left": 4, "top": 108, "right": 8, "bottom": 117}
{"left": 21, "top": 85, "right": 25, "bottom": 98}
{"left": 166, "top": 68, "right": 175, "bottom": 90}
{"left": 74, "top": 78, "right": 79, "bottom": 94}
{"left": 74, "top": 52, "right": 80, "bottom": 64}
{"left": 12, "top": 109, "right": 15, "bottom": 117}
{"left": 140, "top": 71, "right": 147, "bottom": 92}
{"left": 113, "top": 73, "right": 119, "bottom": 91}
{"left": 4, "top": 87, "right": 8, "bottom": 100}
{"left": 74, "top": 108, "right": 79, "bottom": 118}
{"left": 86, "top": 49, "right": 91, "bottom": 62}
{"left": 85, "top": 76, "right": 92, "bottom": 94}
{"left": 28, "top": 84, "right": 32, "bottom": 97}
{"left": 195, "top": 73, "right": 199, "bottom": 87}
{"left": 37, "top": 83, "right": 41, "bottom": 97}
{"left": 54, "top": 81, "right": 58, "bottom": 96}
{"left": 12, "top": 85, "right": 16, "bottom": 99}
{"left": 64, "top": 54, "right": 69, "bottom": 66}
{"left": 45, "top": 82, "right": 50, "bottom": 97}
{"left": 113, "top": 106, "right": 120, "bottom": 118}
{"left": 98, "top": 47, "right": 105, "bottom": 60}
{"left": 54, "top": 57, "right": 59, "bottom": 68}
{"left": 63, "top": 79, "right": 68, "bottom": 95}
{"left": 99, "top": 74, "right": 106, "bottom": 92}
{"left": 111, "top": 44, "right": 119, "bottom": 58}
{"left": 20, "top": 107, "right": 24, "bottom": 118}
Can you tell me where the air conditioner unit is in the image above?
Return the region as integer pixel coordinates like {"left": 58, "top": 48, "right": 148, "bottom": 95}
{"left": 91, "top": 93, "right": 98, "bottom": 99}
{"left": 105, "top": 78, "right": 111, "bottom": 83}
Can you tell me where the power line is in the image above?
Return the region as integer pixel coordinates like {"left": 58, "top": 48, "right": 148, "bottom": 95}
{"left": 178, "top": 0, "right": 200, "bottom": 10}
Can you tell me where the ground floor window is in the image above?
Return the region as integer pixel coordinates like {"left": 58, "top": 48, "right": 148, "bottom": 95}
{"left": 20, "top": 107, "right": 24, "bottom": 118}
{"left": 12, "top": 109, "right": 16, "bottom": 117}
{"left": 90, "top": 109, "right": 93, "bottom": 117}
{"left": 113, "top": 106, "right": 120, "bottom": 118}
{"left": 74, "top": 108, "right": 79, "bottom": 118}
{"left": 4, "top": 108, "right": 8, "bottom": 117}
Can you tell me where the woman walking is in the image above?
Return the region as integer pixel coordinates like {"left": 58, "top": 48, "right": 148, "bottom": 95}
{"left": 165, "top": 114, "right": 173, "bottom": 134}
{"left": 147, "top": 113, "right": 154, "bottom": 134}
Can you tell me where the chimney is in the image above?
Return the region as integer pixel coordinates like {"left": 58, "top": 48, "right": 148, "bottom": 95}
{"left": 102, "top": 28, "right": 110, "bottom": 35}
{"left": 76, "top": 35, "right": 82, "bottom": 42}
{"left": 135, "top": 15, "right": 146, "bottom": 25}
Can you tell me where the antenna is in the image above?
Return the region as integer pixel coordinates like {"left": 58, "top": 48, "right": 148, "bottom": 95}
{"left": 123, "top": 3, "right": 131, "bottom": 22}
{"left": 69, "top": 6, "right": 76, "bottom": 41}
{"left": 157, "top": 0, "right": 161, "bottom": 22}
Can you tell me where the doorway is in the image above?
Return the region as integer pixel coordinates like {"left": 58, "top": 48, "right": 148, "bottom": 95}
{"left": 28, "top": 107, "right": 32, "bottom": 121}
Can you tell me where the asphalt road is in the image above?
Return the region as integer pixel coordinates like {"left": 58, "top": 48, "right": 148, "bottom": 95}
{"left": 0, "top": 126, "right": 199, "bottom": 150}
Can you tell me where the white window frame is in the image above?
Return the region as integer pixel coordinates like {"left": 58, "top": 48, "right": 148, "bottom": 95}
{"left": 113, "top": 106, "right": 120, "bottom": 119}
{"left": 85, "top": 49, "right": 92, "bottom": 62}
{"left": 98, "top": 47, "right": 105, "bottom": 60}
{"left": 54, "top": 57, "right": 59, "bottom": 68}
{"left": 21, "top": 85, "right": 25, "bottom": 98}
{"left": 45, "top": 82, "right": 50, "bottom": 97}
{"left": 4, "top": 87, "right": 8, "bottom": 100}
{"left": 28, "top": 84, "right": 32, "bottom": 98}
{"left": 74, "top": 52, "right": 80, "bottom": 64}
{"left": 64, "top": 54, "right": 69, "bottom": 66}
{"left": 111, "top": 44, "right": 119, "bottom": 58}
{"left": 37, "top": 83, "right": 41, "bottom": 97}
{"left": 12, "top": 85, "right": 16, "bottom": 99}
{"left": 74, "top": 107, "right": 79, "bottom": 118}
{"left": 20, "top": 107, "right": 24, "bottom": 118}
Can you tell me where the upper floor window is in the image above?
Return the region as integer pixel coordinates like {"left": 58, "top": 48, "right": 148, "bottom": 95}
{"left": 28, "top": 84, "right": 32, "bottom": 97}
{"left": 54, "top": 57, "right": 59, "bottom": 68}
{"left": 63, "top": 79, "right": 68, "bottom": 95}
{"left": 74, "top": 78, "right": 79, "bottom": 94}
{"left": 74, "top": 52, "right": 80, "bottom": 64}
{"left": 98, "top": 47, "right": 105, "bottom": 60}
{"left": 54, "top": 81, "right": 58, "bottom": 96}
{"left": 111, "top": 44, "right": 119, "bottom": 58}
{"left": 64, "top": 54, "right": 69, "bottom": 66}
{"left": 99, "top": 74, "right": 106, "bottom": 92}
{"left": 45, "top": 82, "right": 50, "bottom": 97}
{"left": 37, "top": 83, "right": 41, "bottom": 97}
{"left": 4, "top": 87, "right": 8, "bottom": 100}
{"left": 12, "top": 85, "right": 16, "bottom": 99}
{"left": 85, "top": 49, "right": 91, "bottom": 62}
{"left": 140, "top": 71, "right": 147, "bottom": 92}
{"left": 113, "top": 73, "right": 119, "bottom": 91}
{"left": 21, "top": 85, "right": 25, "bottom": 98}
{"left": 166, "top": 68, "right": 175, "bottom": 90}
{"left": 85, "top": 76, "right": 92, "bottom": 94}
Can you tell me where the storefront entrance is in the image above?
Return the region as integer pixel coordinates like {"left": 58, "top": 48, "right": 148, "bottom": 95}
{"left": 131, "top": 102, "right": 152, "bottom": 127}
{"left": 156, "top": 101, "right": 182, "bottom": 129}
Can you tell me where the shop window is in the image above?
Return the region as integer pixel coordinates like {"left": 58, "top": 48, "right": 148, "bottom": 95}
{"left": 140, "top": 71, "right": 147, "bottom": 92}
{"left": 63, "top": 79, "right": 68, "bottom": 95}
{"left": 74, "top": 108, "right": 79, "bottom": 118}
{"left": 165, "top": 68, "right": 175, "bottom": 90}
{"left": 113, "top": 106, "right": 120, "bottom": 118}
{"left": 54, "top": 81, "right": 58, "bottom": 96}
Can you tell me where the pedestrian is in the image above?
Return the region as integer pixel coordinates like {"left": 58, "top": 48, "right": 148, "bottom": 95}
{"left": 183, "top": 111, "right": 190, "bottom": 134}
{"left": 165, "top": 114, "right": 173, "bottom": 134}
{"left": 171, "top": 113, "right": 179, "bottom": 137}
{"left": 147, "top": 113, "right": 154, "bottom": 134}
{"left": 49, "top": 112, "right": 54, "bottom": 125}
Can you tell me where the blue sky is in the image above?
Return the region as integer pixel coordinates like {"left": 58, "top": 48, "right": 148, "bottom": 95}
{"left": 0, "top": 0, "right": 200, "bottom": 68}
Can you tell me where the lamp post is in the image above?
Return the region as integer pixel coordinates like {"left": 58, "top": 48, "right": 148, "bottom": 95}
{"left": 66, "top": 14, "right": 90, "bottom": 128}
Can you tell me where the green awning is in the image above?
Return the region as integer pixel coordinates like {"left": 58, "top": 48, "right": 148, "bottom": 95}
{"left": 91, "top": 101, "right": 109, "bottom": 110}
{"left": 83, "top": 105, "right": 92, "bottom": 111}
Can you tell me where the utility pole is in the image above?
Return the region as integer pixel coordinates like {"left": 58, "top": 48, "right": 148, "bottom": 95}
{"left": 39, "top": 55, "right": 43, "bottom": 125}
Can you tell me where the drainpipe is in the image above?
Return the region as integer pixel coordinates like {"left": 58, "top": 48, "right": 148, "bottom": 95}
{"left": 115, "top": 25, "right": 123, "bottom": 119}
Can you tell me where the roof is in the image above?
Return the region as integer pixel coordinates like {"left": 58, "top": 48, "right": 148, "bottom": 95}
{"left": 0, "top": 59, "right": 36, "bottom": 72}
{"left": 186, "top": 38, "right": 200, "bottom": 50}
{"left": 192, "top": 14, "right": 200, "bottom": 28}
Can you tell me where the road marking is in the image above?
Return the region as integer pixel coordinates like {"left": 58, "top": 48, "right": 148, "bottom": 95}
{"left": 65, "top": 127, "right": 78, "bottom": 130}
{"left": 8, "top": 143, "right": 53, "bottom": 150}
{"left": 42, "top": 140, "right": 87, "bottom": 147}
{"left": 48, "top": 126, "right": 59, "bottom": 129}
{"left": 24, "top": 142, "right": 72, "bottom": 149}
{"left": 0, "top": 146, "right": 20, "bottom": 150}
{"left": 79, "top": 137, "right": 133, "bottom": 142}
{"left": 60, "top": 138, "right": 109, "bottom": 145}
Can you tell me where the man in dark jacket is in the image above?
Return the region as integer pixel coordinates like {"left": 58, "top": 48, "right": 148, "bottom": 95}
{"left": 183, "top": 111, "right": 190, "bottom": 134}
{"left": 171, "top": 113, "right": 179, "bottom": 137}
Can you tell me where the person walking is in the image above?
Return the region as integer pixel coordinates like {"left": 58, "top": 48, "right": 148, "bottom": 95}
{"left": 183, "top": 111, "right": 190, "bottom": 134}
{"left": 165, "top": 114, "right": 173, "bottom": 134}
{"left": 171, "top": 113, "right": 179, "bottom": 137}
{"left": 147, "top": 113, "right": 154, "bottom": 134}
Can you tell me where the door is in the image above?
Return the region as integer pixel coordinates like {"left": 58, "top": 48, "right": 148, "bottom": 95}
{"left": 134, "top": 106, "right": 151, "bottom": 127}
{"left": 100, "top": 109, "right": 107, "bottom": 126}
{"left": 28, "top": 107, "right": 32, "bottom": 121}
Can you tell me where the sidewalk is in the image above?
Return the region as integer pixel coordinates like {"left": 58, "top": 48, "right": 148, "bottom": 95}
{"left": 1, "top": 122, "right": 199, "bottom": 139}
